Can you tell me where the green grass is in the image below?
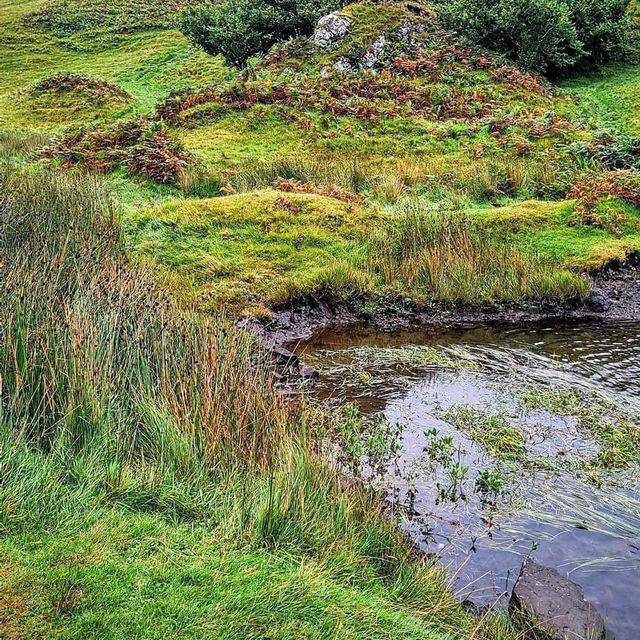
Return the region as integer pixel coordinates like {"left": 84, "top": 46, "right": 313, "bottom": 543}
{"left": 0, "top": 0, "right": 228, "bottom": 131}
{"left": 472, "top": 198, "right": 640, "bottom": 269}
{"left": 559, "top": 63, "right": 640, "bottom": 136}
{"left": 0, "top": 511, "right": 455, "bottom": 640}
{"left": 0, "top": 163, "right": 530, "bottom": 640}
{"left": 124, "top": 191, "right": 591, "bottom": 312}
{"left": 124, "top": 189, "right": 379, "bottom": 312}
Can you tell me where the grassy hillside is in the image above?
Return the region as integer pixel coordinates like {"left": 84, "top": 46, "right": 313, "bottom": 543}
{"left": 1, "top": 1, "right": 639, "bottom": 638}
{"left": 0, "top": 0, "right": 228, "bottom": 131}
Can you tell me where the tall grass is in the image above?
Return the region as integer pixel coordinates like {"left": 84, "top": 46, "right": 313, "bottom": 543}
{"left": 2, "top": 165, "right": 510, "bottom": 637}
{"left": 231, "top": 153, "right": 370, "bottom": 194}
{"left": 366, "top": 210, "right": 590, "bottom": 303}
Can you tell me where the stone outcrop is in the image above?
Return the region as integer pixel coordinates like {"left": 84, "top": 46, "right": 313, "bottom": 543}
{"left": 510, "top": 560, "right": 606, "bottom": 640}
{"left": 312, "top": 12, "right": 352, "bottom": 49}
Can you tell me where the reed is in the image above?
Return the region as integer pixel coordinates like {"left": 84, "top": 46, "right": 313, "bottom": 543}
{"left": 365, "top": 209, "right": 590, "bottom": 303}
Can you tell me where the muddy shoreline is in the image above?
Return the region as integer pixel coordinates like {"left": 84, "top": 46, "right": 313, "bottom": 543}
{"left": 241, "top": 255, "right": 640, "bottom": 376}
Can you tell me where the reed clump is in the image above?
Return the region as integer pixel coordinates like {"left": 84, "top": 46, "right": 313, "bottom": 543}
{"left": 366, "top": 209, "right": 590, "bottom": 303}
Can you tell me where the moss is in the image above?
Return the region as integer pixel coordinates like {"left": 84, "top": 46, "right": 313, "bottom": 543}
{"left": 471, "top": 199, "right": 640, "bottom": 269}
{"left": 124, "top": 190, "right": 379, "bottom": 310}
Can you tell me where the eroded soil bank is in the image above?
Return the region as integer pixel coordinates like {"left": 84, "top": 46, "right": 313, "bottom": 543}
{"left": 243, "top": 255, "right": 640, "bottom": 360}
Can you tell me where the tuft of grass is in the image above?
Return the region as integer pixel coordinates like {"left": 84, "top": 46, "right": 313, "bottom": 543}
{"left": 366, "top": 209, "right": 590, "bottom": 303}
{"left": 444, "top": 407, "right": 527, "bottom": 461}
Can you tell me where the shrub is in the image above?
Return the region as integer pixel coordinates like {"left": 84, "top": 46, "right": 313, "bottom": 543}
{"left": 438, "top": 0, "right": 632, "bottom": 73}
{"left": 568, "top": 170, "right": 640, "bottom": 234}
{"left": 178, "top": 0, "right": 344, "bottom": 67}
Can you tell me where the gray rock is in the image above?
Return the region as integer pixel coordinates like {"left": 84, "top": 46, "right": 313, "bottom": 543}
{"left": 268, "top": 346, "right": 299, "bottom": 368}
{"left": 312, "top": 12, "right": 352, "bottom": 49}
{"left": 587, "top": 288, "right": 612, "bottom": 313}
{"left": 362, "top": 34, "right": 386, "bottom": 69}
{"left": 334, "top": 56, "right": 356, "bottom": 73}
{"left": 510, "top": 560, "right": 606, "bottom": 640}
{"left": 299, "top": 365, "right": 319, "bottom": 380}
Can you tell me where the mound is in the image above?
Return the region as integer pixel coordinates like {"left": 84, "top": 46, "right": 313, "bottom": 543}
{"left": 33, "top": 72, "right": 132, "bottom": 102}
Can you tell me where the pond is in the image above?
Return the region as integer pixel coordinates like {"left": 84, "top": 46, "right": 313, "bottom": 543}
{"left": 291, "top": 320, "right": 640, "bottom": 640}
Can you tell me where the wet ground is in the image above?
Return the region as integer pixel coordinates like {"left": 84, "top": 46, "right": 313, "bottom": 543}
{"left": 292, "top": 320, "right": 640, "bottom": 640}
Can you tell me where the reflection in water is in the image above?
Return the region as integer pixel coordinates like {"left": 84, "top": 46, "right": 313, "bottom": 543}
{"left": 292, "top": 320, "right": 640, "bottom": 640}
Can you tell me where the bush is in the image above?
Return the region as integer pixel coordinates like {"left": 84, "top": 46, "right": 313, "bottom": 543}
{"left": 178, "top": 0, "right": 344, "bottom": 67}
{"left": 438, "top": 0, "right": 632, "bottom": 74}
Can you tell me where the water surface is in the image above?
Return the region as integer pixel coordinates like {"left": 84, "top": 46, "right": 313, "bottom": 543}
{"left": 293, "top": 321, "right": 640, "bottom": 640}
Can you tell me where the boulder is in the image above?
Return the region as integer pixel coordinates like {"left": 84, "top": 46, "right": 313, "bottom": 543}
{"left": 312, "top": 13, "right": 352, "bottom": 49}
{"left": 361, "top": 34, "right": 386, "bottom": 69}
{"left": 510, "top": 560, "right": 606, "bottom": 640}
{"left": 586, "top": 288, "right": 612, "bottom": 313}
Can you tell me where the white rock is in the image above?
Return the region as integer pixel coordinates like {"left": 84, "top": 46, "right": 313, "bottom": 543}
{"left": 312, "top": 12, "right": 352, "bottom": 49}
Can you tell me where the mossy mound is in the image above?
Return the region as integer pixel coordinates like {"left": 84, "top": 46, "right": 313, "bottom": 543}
{"left": 124, "top": 189, "right": 378, "bottom": 312}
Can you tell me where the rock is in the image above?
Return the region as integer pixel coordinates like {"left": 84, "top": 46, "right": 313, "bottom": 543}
{"left": 510, "top": 560, "right": 606, "bottom": 640}
{"left": 312, "top": 12, "right": 352, "bottom": 49}
{"left": 268, "top": 346, "right": 299, "bottom": 368}
{"left": 361, "top": 34, "right": 386, "bottom": 69}
{"left": 334, "top": 56, "right": 356, "bottom": 73}
{"left": 299, "top": 365, "right": 319, "bottom": 380}
{"left": 586, "top": 288, "right": 612, "bottom": 313}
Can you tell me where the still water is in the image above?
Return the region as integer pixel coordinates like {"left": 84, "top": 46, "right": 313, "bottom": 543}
{"left": 292, "top": 321, "right": 640, "bottom": 640}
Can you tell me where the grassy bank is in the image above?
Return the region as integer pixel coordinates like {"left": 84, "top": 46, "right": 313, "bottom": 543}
{"left": 0, "top": 165, "right": 522, "bottom": 639}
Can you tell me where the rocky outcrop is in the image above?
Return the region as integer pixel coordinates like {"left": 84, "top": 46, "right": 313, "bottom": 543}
{"left": 312, "top": 12, "right": 352, "bottom": 49}
{"left": 510, "top": 560, "right": 606, "bottom": 640}
{"left": 312, "top": 10, "right": 426, "bottom": 72}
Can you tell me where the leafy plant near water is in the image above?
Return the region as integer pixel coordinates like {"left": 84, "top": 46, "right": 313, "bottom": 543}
{"left": 521, "top": 386, "right": 640, "bottom": 470}
{"left": 443, "top": 407, "right": 528, "bottom": 461}
{"left": 329, "top": 404, "right": 402, "bottom": 476}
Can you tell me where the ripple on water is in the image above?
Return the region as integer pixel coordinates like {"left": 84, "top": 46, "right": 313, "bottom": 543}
{"left": 293, "top": 320, "right": 640, "bottom": 640}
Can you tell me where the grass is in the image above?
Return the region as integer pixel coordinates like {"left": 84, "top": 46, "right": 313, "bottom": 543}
{"left": 0, "top": 0, "right": 228, "bottom": 131}
{"left": 0, "top": 512, "right": 458, "bottom": 640}
{"left": 443, "top": 408, "right": 527, "bottom": 461}
{"left": 0, "top": 160, "right": 532, "bottom": 640}
{"left": 2, "top": 164, "right": 522, "bottom": 640}
{"left": 473, "top": 198, "right": 640, "bottom": 269}
{"left": 1, "top": 1, "right": 639, "bottom": 636}
{"left": 559, "top": 64, "right": 640, "bottom": 136}
{"left": 124, "top": 193, "right": 590, "bottom": 313}
{"left": 522, "top": 388, "right": 640, "bottom": 470}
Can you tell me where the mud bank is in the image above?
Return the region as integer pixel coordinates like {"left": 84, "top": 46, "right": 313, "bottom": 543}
{"left": 240, "top": 256, "right": 640, "bottom": 376}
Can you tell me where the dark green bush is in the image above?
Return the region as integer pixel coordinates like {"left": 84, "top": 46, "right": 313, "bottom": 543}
{"left": 178, "top": 0, "right": 344, "bottom": 67}
{"left": 438, "top": 0, "right": 632, "bottom": 74}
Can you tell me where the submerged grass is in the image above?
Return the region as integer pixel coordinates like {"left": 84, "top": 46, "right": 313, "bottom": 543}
{"left": 0, "top": 164, "right": 523, "bottom": 639}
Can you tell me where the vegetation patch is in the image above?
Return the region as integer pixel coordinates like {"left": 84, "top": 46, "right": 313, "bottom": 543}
{"left": 44, "top": 120, "right": 191, "bottom": 183}
{"left": 568, "top": 169, "right": 640, "bottom": 235}
{"left": 32, "top": 72, "right": 132, "bottom": 102}
{"left": 25, "top": 0, "right": 184, "bottom": 49}
{"left": 124, "top": 193, "right": 591, "bottom": 312}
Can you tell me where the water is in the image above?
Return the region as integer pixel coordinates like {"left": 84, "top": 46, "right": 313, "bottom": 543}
{"left": 292, "top": 320, "right": 640, "bottom": 640}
